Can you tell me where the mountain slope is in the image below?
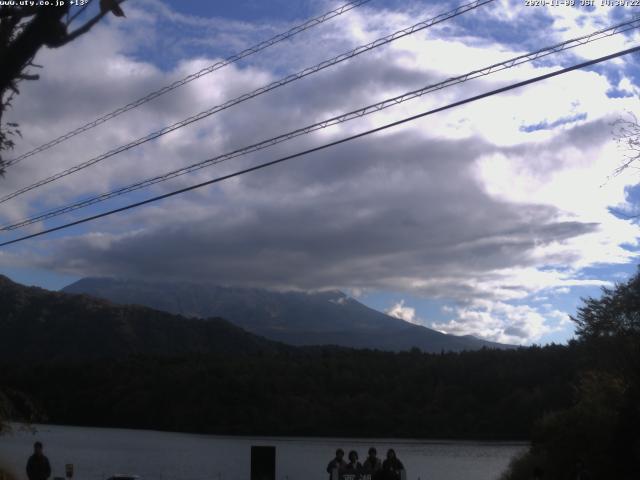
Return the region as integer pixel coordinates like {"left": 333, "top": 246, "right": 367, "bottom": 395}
{"left": 0, "top": 275, "right": 280, "bottom": 362}
{"left": 63, "top": 277, "right": 510, "bottom": 352}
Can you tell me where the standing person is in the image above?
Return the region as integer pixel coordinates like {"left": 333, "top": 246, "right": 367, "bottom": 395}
{"left": 382, "top": 449, "right": 405, "bottom": 480}
{"left": 363, "top": 448, "right": 382, "bottom": 471}
{"left": 26, "top": 442, "right": 51, "bottom": 480}
{"left": 362, "top": 447, "right": 382, "bottom": 479}
{"left": 344, "top": 450, "right": 362, "bottom": 472}
{"left": 327, "top": 448, "right": 347, "bottom": 480}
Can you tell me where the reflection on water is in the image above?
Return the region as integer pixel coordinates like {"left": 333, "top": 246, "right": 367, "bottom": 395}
{"left": 0, "top": 424, "right": 526, "bottom": 480}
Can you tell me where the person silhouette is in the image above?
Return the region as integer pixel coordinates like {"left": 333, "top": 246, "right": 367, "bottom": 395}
{"left": 345, "top": 450, "right": 362, "bottom": 471}
{"left": 381, "top": 449, "right": 404, "bottom": 480}
{"left": 327, "top": 448, "right": 347, "bottom": 480}
{"left": 26, "top": 442, "right": 51, "bottom": 480}
{"left": 362, "top": 447, "right": 382, "bottom": 480}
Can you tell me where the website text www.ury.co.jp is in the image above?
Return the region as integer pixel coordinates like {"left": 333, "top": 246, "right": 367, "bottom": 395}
{"left": 0, "top": 0, "right": 88, "bottom": 7}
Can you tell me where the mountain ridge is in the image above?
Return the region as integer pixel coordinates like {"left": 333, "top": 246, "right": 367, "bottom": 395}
{"left": 0, "top": 274, "right": 282, "bottom": 362}
{"left": 62, "top": 276, "right": 511, "bottom": 352}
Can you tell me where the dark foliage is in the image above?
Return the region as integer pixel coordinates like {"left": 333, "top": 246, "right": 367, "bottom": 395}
{"left": 2, "top": 345, "right": 578, "bottom": 439}
{"left": 573, "top": 272, "right": 640, "bottom": 339}
{"left": 502, "top": 269, "right": 640, "bottom": 480}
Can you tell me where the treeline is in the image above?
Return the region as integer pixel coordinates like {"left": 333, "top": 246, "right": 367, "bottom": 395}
{"left": 2, "top": 343, "right": 579, "bottom": 439}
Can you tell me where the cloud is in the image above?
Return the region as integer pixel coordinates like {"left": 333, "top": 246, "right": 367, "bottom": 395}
{"left": 2, "top": 0, "right": 640, "bottom": 345}
{"left": 386, "top": 300, "right": 421, "bottom": 325}
{"left": 432, "top": 299, "right": 567, "bottom": 345}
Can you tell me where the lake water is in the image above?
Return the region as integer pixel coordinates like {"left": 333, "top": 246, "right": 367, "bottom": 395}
{"left": 0, "top": 424, "right": 526, "bottom": 480}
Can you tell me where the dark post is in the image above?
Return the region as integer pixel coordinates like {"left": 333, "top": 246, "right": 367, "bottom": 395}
{"left": 251, "top": 445, "right": 276, "bottom": 480}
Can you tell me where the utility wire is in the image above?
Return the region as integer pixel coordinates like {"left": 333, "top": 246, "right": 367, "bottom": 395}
{"left": 0, "top": 0, "right": 494, "bottom": 204}
{"left": 4, "top": 15, "right": 640, "bottom": 232}
{"left": 1, "top": 44, "right": 638, "bottom": 248}
{"left": 4, "top": 0, "right": 372, "bottom": 168}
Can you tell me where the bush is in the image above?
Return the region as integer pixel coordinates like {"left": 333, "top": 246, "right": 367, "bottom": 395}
{"left": 499, "top": 450, "right": 547, "bottom": 480}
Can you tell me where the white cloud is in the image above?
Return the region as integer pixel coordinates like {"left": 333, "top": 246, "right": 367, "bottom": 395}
{"left": 433, "top": 299, "right": 567, "bottom": 345}
{"left": 386, "top": 300, "right": 421, "bottom": 325}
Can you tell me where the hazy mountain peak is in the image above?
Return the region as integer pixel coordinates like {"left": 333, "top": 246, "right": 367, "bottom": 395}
{"left": 63, "top": 277, "right": 511, "bottom": 353}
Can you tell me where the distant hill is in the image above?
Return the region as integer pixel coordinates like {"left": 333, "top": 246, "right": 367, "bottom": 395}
{"left": 0, "top": 275, "right": 280, "bottom": 362}
{"left": 63, "top": 277, "right": 510, "bottom": 352}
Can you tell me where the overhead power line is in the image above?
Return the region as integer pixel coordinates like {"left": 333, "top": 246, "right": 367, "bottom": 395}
{"left": 4, "top": 0, "right": 372, "bottom": 168}
{"left": 4, "top": 15, "right": 640, "bottom": 232}
{"left": 1, "top": 44, "right": 638, "bottom": 248}
{"left": 0, "top": 0, "right": 494, "bottom": 205}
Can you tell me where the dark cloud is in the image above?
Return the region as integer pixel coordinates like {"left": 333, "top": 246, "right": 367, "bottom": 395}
{"left": 34, "top": 129, "right": 599, "bottom": 296}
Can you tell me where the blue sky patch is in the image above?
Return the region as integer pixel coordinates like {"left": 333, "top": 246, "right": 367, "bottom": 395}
{"left": 520, "top": 112, "right": 587, "bottom": 132}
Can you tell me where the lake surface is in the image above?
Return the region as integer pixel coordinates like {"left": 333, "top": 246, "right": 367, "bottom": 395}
{"left": 0, "top": 424, "right": 526, "bottom": 480}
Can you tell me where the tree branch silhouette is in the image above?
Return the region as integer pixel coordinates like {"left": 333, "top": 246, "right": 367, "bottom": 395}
{"left": 0, "top": 0, "right": 126, "bottom": 176}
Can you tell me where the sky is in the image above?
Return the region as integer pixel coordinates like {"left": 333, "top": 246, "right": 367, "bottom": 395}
{"left": 2, "top": 0, "right": 640, "bottom": 345}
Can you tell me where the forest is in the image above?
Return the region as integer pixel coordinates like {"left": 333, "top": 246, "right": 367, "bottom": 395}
{"left": 2, "top": 343, "right": 577, "bottom": 439}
